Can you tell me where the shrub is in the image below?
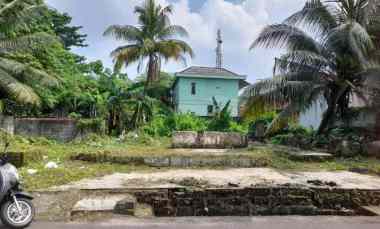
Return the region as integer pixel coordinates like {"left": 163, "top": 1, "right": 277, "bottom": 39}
{"left": 228, "top": 121, "right": 248, "bottom": 134}
{"left": 207, "top": 99, "right": 233, "bottom": 132}
{"left": 208, "top": 111, "right": 232, "bottom": 132}
{"left": 142, "top": 113, "right": 208, "bottom": 137}
{"left": 142, "top": 115, "right": 171, "bottom": 137}
{"left": 142, "top": 112, "right": 248, "bottom": 137}
{"left": 77, "top": 118, "right": 105, "bottom": 134}
{"left": 170, "top": 113, "right": 208, "bottom": 132}
{"left": 248, "top": 111, "right": 277, "bottom": 137}
{"left": 270, "top": 124, "right": 315, "bottom": 148}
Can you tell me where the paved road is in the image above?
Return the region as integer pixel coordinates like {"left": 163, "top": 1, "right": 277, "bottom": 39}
{"left": 3, "top": 216, "right": 380, "bottom": 229}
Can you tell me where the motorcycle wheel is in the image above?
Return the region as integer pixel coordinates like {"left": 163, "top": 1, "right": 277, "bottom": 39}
{"left": 0, "top": 198, "right": 35, "bottom": 228}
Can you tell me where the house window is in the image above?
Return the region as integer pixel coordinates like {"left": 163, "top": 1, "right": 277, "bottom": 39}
{"left": 191, "top": 82, "right": 196, "bottom": 95}
{"left": 207, "top": 105, "right": 214, "bottom": 115}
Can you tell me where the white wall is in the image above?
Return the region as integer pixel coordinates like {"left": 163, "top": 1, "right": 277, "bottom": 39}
{"left": 299, "top": 100, "right": 327, "bottom": 130}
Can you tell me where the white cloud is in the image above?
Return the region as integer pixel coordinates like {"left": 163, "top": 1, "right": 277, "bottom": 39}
{"left": 45, "top": 0, "right": 307, "bottom": 82}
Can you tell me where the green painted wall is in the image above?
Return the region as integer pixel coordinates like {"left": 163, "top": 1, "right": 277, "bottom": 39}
{"left": 174, "top": 77, "right": 240, "bottom": 117}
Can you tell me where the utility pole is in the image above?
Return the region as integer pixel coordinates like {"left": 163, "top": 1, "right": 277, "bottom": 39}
{"left": 216, "top": 29, "right": 223, "bottom": 69}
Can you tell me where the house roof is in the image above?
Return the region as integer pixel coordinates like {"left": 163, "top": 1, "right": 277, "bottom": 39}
{"left": 176, "top": 66, "right": 246, "bottom": 79}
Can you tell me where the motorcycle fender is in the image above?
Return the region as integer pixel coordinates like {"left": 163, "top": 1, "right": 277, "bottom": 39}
{"left": 13, "top": 191, "right": 34, "bottom": 200}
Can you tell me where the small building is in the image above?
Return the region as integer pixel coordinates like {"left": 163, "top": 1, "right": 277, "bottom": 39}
{"left": 172, "top": 30, "right": 247, "bottom": 117}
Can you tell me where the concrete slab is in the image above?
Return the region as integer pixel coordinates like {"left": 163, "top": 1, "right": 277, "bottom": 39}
{"left": 50, "top": 168, "right": 380, "bottom": 191}
{"left": 287, "top": 151, "right": 333, "bottom": 161}
{"left": 173, "top": 149, "right": 230, "bottom": 154}
{"left": 72, "top": 195, "right": 129, "bottom": 213}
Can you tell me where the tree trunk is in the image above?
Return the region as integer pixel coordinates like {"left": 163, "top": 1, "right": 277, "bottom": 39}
{"left": 145, "top": 54, "right": 159, "bottom": 93}
{"left": 107, "top": 109, "right": 114, "bottom": 135}
{"left": 317, "top": 86, "right": 348, "bottom": 135}
{"left": 317, "top": 101, "right": 336, "bottom": 135}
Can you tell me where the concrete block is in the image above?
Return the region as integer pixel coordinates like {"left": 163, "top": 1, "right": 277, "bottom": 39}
{"left": 172, "top": 131, "right": 198, "bottom": 148}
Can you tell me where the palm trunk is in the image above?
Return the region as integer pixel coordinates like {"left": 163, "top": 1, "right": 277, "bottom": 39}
{"left": 145, "top": 54, "right": 155, "bottom": 91}
{"left": 145, "top": 54, "right": 159, "bottom": 94}
{"left": 317, "top": 86, "right": 348, "bottom": 135}
{"left": 317, "top": 102, "right": 336, "bottom": 135}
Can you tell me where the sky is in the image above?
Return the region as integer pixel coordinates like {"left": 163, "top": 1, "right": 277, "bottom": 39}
{"left": 44, "top": 0, "right": 307, "bottom": 82}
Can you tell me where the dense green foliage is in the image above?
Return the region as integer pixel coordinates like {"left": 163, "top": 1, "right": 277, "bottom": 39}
{"left": 48, "top": 8, "right": 87, "bottom": 50}
{"left": 142, "top": 111, "right": 248, "bottom": 137}
{"left": 0, "top": 0, "right": 58, "bottom": 107}
{"left": 3, "top": 0, "right": 376, "bottom": 141}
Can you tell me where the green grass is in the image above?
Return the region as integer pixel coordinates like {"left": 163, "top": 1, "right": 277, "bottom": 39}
{"left": 244, "top": 146, "right": 380, "bottom": 173}
{"left": 2, "top": 133, "right": 380, "bottom": 191}
{"left": 4, "top": 133, "right": 170, "bottom": 191}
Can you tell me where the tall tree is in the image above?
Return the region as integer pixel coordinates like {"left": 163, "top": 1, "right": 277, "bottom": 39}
{"left": 48, "top": 8, "right": 87, "bottom": 50}
{"left": 246, "top": 0, "right": 380, "bottom": 135}
{"left": 0, "top": 0, "right": 58, "bottom": 107}
{"left": 103, "top": 0, "right": 194, "bottom": 89}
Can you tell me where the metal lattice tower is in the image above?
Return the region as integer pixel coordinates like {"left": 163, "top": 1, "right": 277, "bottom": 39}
{"left": 216, "top": 29, "right": 223, "bottom": 69}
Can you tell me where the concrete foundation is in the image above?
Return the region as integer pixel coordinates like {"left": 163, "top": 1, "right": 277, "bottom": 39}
{"left": 172, "top": 131, "right": 248, "bottom": 149}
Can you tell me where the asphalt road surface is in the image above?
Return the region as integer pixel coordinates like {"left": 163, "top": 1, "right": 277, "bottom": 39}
{"left": 3, "top": 216, "right": 380, "bottom": 229}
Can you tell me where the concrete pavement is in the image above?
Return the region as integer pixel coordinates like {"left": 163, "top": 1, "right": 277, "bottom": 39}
{"left": 9, "top": 216, "right": 380, "bottom": 229}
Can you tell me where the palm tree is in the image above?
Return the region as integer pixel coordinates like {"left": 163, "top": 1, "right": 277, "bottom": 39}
{"left": 103, "top": 0, "right": 194, "bottom": 89}
{"left": 246, "top": 0, "right": 380, "bottom": 135}
{"left": 0, "top": 0, "right": 58, "bottom": 108}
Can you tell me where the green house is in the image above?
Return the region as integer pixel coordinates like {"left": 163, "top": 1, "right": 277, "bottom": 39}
{"left": 172, "top": 66, "right": 247, "bottom": 117}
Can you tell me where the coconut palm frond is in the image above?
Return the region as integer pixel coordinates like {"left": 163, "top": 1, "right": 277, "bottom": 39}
{"left": 275, "top": 50, "right": 333, "bottom": 76}
{"left": 110, "top": 44, "right": 142, "bottom": 58}
{"left": 325, "top": 22, "right": 375, "bottom": 65}
{"left": 250, "top": 24, "right": 322, "bottom": 53}
{"left": 285, "top": 0, "right": 337, "bottom": 35}
{"left": 0, "top": 58, "right": 58, "bottom": 87}
{"left": 157, "top": 25, "right": 189, "bottom": 39}
{"left": 348, "top": 22, "right": 376, "bottom": 59}
{"left": 111, "top": 45, "right": 142, "bottom": 72}
{"left": 332, "top": 0, "right": 371, "bottom": 25}
{"left": 249, "top": 76, "right": 316, "bottom": 107}
{"left": 103, "top": 25, "right": 142, "bottom": 42}
{"left": 156, "top": 39, "right": 195, "bottom": 61}
{"left": 0, "top": 68, "right": 40, "bottom": 105}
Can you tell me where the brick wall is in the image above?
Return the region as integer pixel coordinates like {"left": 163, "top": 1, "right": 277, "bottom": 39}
{"left": 136, "top": 187, "right": 380, "bottom": 217}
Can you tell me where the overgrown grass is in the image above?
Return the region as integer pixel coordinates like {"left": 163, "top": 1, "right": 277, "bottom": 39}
{"left": 3, "top": 133, "right": 170, "bottom": 190}
{"left": 245, "top": 146, "right": 380, "bottom": 173}
{"left": 2, "top": 132, "right": 380, "bottom": 191}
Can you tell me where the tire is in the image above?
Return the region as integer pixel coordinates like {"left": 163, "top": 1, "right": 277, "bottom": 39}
{"left": 0, "top": 198, "right": 35, "bottom": 229}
